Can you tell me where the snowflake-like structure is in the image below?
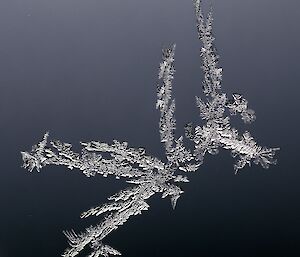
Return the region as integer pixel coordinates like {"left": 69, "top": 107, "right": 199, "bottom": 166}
{"left": 21, "top": 1, "right": 279, "bottom": 257}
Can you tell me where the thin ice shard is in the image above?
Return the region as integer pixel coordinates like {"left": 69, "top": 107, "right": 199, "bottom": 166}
{"left": 21, "top": 1, "right": 279, "bottom": 256}
{"left": 156, "top": 45, "right": 196, "bottom": 171}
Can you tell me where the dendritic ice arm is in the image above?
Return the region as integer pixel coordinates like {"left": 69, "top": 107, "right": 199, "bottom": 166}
{"left": 62, "top": 185, "right": 155, "bottom": 257}
{"left": 194, "top": 0, "right": 223, "bottom": 98}
{"left": 21, "top": 134, "right": 165, "bottom": 179}
{"left": 188, "top": 0, "right": 279, "bottom": 172}
{"left": 156, "top": 45, "right": 198, "bottom": 172}
{"left": 191, "top": 126, "right": 279, "bottom": 173}
{"left": 67, "top": 178, "right": 186, "bottom": 257}
{"left": 21, "top": 131, "right": 189, "bottom": 257}
{"left": 194, "top": 0, "right": 255, "bottom": 123}
{"left": 156, "top": 44, "right": 176, "bottom": 153}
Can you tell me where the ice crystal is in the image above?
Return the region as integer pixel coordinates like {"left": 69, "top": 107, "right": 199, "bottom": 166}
{"left": 185, "top": 0, "right": 280, "bottom": 173}
{"left": 21, "top": 1, "right": 279, "bottom": 256}
{"left": 21, "top": 46, "right": 192, "bottom": 257}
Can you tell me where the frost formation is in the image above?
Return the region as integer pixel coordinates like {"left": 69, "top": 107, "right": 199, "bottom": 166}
{"left": 21, "top": 1, "right": 279, "bottom": 256}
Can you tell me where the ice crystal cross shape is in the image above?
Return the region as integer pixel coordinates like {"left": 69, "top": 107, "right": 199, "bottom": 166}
{"left": 21, "top": 1, "right": 279, "bottom": 257}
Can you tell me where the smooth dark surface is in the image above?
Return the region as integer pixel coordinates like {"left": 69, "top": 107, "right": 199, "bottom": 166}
{"left": 0, "top": 0, "right": 299, "bottom": 257}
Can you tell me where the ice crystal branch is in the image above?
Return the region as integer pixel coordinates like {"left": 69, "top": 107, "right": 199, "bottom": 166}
{"left": 156, "top": 44, "right": 197, "bottom": 172}
{"left": 22, "top": 129, "right": 189, "bottom": 257}
{"left": 21, "top": 1, "right": 279, "bottom": 256}
{"left": 187, "top": 0, "right": 279, "bottom": 172}
{"left": 156, "top": 44, "right": 176, "bottom": 153}
{"left": 21, "top": 46, "right": 192, "bottom": 257}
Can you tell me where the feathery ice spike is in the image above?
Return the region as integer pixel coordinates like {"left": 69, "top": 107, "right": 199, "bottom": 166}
{"left": 187, "top": 0, "right": 279, "bottom": 172}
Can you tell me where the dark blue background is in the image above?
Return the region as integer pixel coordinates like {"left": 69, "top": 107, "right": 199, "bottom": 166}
{"left": 0, "top": 0, "right": 299, "bottom": 256}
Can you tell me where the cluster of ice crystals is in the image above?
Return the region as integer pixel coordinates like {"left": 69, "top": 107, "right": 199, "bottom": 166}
{"left": 21, "top": 46, "right": 190, "bottom": 257}
{"left": 21, "top": 1, "right": 279, "bottom": 256}
{"left": 22, "top": 129, "right": 189, "bottom": 257}
{"left": 226, "top": 93, "right": 256, "bottom": 124}
{"left": 187, "top": 0, "right": 279, "bottom": 172}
